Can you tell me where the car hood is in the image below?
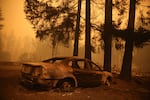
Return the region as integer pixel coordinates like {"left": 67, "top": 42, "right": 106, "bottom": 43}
{"left": 96, "top": 71, "right": 112, "bottom": 77}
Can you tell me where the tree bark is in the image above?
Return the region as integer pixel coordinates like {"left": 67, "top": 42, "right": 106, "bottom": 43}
{"left": 85, "top": 0, "right": 91, "bottom": 60}
{"left": 103, "top": 0, "right": 112, "bottom": 72}
{"left": 120, "top": 0, "right": 136, "bottom": 80}
{"left": 73, "top": 0, "right": 82, "bottom": 56}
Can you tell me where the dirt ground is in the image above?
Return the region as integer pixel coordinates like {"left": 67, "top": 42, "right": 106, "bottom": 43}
{"left": 0, "top": 62, "right": 150, "bottom": 100}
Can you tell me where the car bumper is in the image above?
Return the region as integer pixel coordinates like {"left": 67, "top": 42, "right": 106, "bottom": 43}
{"left": 20, "top": 77, "right": 58, "bottom": 89}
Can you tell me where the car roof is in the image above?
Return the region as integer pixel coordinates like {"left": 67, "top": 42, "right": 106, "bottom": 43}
{"left": 43, "top": 56, "right": 90, "bottom": 61}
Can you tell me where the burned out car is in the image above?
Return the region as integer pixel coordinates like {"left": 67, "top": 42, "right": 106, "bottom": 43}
{"left": 20, "top": 56, "right": 112, "bottom": 91}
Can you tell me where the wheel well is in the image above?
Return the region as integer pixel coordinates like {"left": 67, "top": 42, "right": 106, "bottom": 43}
{"left": 56, "top": 78, "right": 76, "bottom": 88}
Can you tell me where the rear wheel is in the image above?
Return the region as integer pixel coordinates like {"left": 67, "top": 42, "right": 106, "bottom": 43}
{"left": 58, "top": 79, "right": 75, "bottom": 92}
{"left": 105, "top": 77, "right": 112, "bottom": 86}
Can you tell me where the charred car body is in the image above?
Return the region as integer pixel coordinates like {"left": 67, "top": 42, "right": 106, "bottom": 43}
{"left": 20, "top": 56, "right": 112, "bottom": 91}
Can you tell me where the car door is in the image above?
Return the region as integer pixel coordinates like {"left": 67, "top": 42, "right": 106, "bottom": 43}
{"left": 86, "top": 61, "right": 102, "bottom": 85}
{"left": 73, "top": 60, "right": 101, "bottom": 86}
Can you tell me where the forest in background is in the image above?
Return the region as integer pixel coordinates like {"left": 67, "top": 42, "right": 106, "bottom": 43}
{"left": 0, "top": 0, "right": 150, "bottom": 79}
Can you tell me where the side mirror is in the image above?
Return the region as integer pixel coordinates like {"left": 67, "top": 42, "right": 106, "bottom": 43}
{"left": 92, "top": 66, "right": 100, "bottom": 71}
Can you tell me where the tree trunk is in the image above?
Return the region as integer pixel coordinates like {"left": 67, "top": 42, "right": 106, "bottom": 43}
{"left": 73, "top": 0, "right": 82, "bottom": 56}
{"left": 103, "top": 0, "right": 112, "bottom": 72}
{"left": 120, "top": 0, "right": 136, "bottom": 80}
{"left": 85, "top": 0, "right": 91, "bottom": 60}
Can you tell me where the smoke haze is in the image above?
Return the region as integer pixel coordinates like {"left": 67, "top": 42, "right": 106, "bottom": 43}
{"left": 0, "top": 0, "right": 150, "bottom": 73}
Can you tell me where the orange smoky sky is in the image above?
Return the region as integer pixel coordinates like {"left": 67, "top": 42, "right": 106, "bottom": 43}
{"left": 0, "top": 0, "right": 35, "bottom": 37}
{"left": 0, "top": 0, "right": 37, "bottom": 61}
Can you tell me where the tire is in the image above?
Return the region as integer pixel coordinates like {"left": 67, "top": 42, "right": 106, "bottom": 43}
{"left": 105, "top": 77, "right": 111, "bottom": 86}
{"left": 58, "top": 79, "right": 75, "bottom": 92}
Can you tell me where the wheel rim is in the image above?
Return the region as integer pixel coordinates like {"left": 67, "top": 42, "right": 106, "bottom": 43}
{"left": 105, "top": 79, "right": 110, "bottom": 86}
{"left": 61, "top": 81, "right": 72, "bottom": 91}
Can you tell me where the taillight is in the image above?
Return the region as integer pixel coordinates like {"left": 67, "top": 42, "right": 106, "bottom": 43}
{"left": 22, "top": 65, "right": 32, "bottom": 73}
{"left": 32, "top": 67, "right": 42, "bottom": 77}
